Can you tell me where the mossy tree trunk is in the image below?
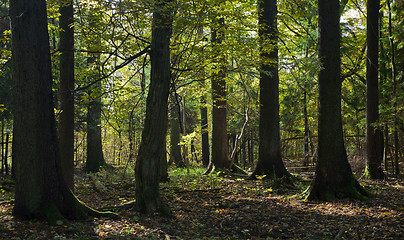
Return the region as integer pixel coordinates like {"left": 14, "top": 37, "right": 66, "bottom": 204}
{"left": 135, "top": 0, "right": 173, "bottom": 215}
{"left": 58, "top": 0, "right": 75, "bottom": 189}
{"left": 11, "top": 0, "right": 115, "bottom": 223}
{"left": 306, "top": 0, "right": 370, "bottom": 201}
{"left": 250, "top": 0, "right": 290, "bottom": 180}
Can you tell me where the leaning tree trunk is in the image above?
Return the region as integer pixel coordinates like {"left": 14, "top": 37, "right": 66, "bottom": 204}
{"left": 135, "top": 0, "right": 173, "bottom": 215}
{"left": 364, "top": 0, "right": 385, "bottom": 180}
{"left": 250, "top": 0, "right": 290, "bottom": 180}
{"left": 58, "top": 0, "right": 75, "bottom": 189}
{"left": 305, "top": 0, "right": 370, "bottom": 201}
{"left": 10, "top": 0, "right": 115, "bottom": 223}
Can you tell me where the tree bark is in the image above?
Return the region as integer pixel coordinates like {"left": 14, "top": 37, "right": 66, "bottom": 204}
{"left": 10, "top": 0, "right": 116, "bottom": 223}
{"left": 135, "top": 0, "right": 173, "bottom": 215}
{"left": 200, "top": 98, "right": 210, "bottom": 167}
{"left": 306, "top": 0, "right": 369, "bottom": 201}
{"left": 170, "top": 94, "right": 184, "bottom": 167}
{"left": 209, "top": 16, "right": 231, "bottom": 171}
{"left": 85, "top": 9, "right": 107, "bottom": 173}
{"left": 364, "top": 0, "right": 385, "bottom": 180}
{"left": 58, "top": 0, "right": 75, "bottom": 189}
{"left": 250, "top": 0, "right": 290, "bottom": 180}
{"left": 86, "top": 81, "right": 106, "bottom": 172}
{"left": 386, "top": 0, "right": 399, "bottom": 176}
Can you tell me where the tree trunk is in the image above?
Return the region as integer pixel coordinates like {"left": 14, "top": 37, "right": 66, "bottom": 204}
{"left": 303, "top": 88, "right": 310, "bottom": 168}
{"left": 1, "top": 119, "right": 4, "bottom": 174}
{"left": 58, "top": 0, "right": 75, "bottom": 189}
{"left": 85, "top": 10, "right": 106, "bottom": 173}
{"left": 387, "top": 0, "right": 399, "bottom": 176}
{"left": 160, "top": 138, "right": 169, "bottom": 183}
{"left": 200, "top": 98, "right": 210, "bottom": 167}
{"left": 170, "top": 94, "right": 184, "bottom": 167}
{"left": 86, "top": 85, "right": 106, "bottom": 172}
{"left": 306, "top": 0, "right": 369, "bottom": 201}
{"left": 364, "top": 0, "right": 385, "bottom": 180}
{"left": 4, "top": 132, "right": 9, "bottom": 175}
{"left": 135, "top": 0, "right": 173, "bottom": 215}
{"left": 209, "top": 16, "right": 231, "bottom": 171}
{"left": 383, "top": 124, "right": 389, "bottom": 171}
{"left": 10, "top": 0, "right": 115, "bottom": 223}
{"left": 250, "top": 0, "right": 290, "bottom": 180}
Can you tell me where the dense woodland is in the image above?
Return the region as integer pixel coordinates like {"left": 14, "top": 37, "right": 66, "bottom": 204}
{"left": 0, "top": 0, "right": 403, "bottom": 239}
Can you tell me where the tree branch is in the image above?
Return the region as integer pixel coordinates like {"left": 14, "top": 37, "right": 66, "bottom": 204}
{"left": 74, "top": 46, "right": 150, "bottom": 92}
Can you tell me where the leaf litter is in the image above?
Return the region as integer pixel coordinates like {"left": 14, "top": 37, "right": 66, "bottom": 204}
{"left": 0, "top": 166, "right": 403, "bottom": 239}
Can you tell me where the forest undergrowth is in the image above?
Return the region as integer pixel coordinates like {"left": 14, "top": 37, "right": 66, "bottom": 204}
{"left": 1, "top": 157, "right": 403, "bottom": 239}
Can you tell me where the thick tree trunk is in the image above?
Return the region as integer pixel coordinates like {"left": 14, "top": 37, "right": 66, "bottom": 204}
{"left": 364, "top": 0, "right": 385, "bottom": 180}
{"left": 170, "top": 94, "right": 184, "bottom": 167}
{"left": 10, "top": 0, "right": 115, "bottom": 223}
{"left": 209, "top": 17, "right": 231, "bottom": 171}
{"left": 135, "top": 0, "right": 172, "bottom": 215}
{"left": 250, "top": 0, "right": 290, "bottom": 180}
{"left": 306, "top": 0, "right": 369, "bottom": 201}
{"left": 58, "top": 1, "right": 75, "bottom": 189}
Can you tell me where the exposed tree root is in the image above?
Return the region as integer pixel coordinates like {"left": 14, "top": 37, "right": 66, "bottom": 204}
{"left": 204, "top": 163, "right": 249, "bottom": 177}
{"left": 42, "top": 189, "right": 120, "bottom": 225}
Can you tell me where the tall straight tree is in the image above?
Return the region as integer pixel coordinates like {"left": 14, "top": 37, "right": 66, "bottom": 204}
{"left": 364, "top": 0, "right": 385, "bottom": 179}
{"left": 305, "top": 0, "right": 370, "bottom": 200}
{"left": 250, "top": 0, "right": 290, "bottom": 180}
{"left": 85, "top": 7, "right": 107, "bottom": 173}
{"left": 58, "top": 0, "right": 75, "bottom": 189}
{"left": 10, "top": 0, "right": 115, "bottom": 223}
{"left": 207, "top": 15, "right": 231, "bottom": 172}
{"left": 135, "top": 0, "right": 173, "bottom": 215}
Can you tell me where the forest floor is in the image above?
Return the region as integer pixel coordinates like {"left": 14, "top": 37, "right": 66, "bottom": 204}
{"left": 1, "top": 157, "right": 403, "bottom": 239}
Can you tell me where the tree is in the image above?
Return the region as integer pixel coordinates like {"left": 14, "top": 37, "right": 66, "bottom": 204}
{"left": 208, "top": 15, "right": 231, "bottom": 171}
{"left": 86, "top": 76, "right": 107, "bottom": 173}
{"left": 170, "top": 94, "right": 184, "bottom": 167}
{"left": 10, "top": 0, "right": 115, "bottom": 223}
{"left": 200, "top": 98, "right": 210, "bottom": 167}
{"left": 135, "top": 0, "right": 173, "bottom": 215}
{"left": 364, "top": 0, "right": 385, "bottom": 180}
{"left": 58, "top": 0, "right": 75, "bottom": 189}
{"left": 305, "top": 0, "right": 369, "bottom": 201}
{"left": 85, "top": 6, "right": 107, "bottom": 173}
{"left": 250, "top": 0, "right": 290, "bottom": 180}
